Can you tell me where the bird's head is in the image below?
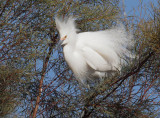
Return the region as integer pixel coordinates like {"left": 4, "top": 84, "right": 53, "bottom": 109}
{"left": 55, "top": 16, "right": 79, "bottom": 47}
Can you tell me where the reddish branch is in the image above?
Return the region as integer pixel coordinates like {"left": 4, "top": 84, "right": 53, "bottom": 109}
{"left": 32, "top": 34, "right": 56, "bottom": 118}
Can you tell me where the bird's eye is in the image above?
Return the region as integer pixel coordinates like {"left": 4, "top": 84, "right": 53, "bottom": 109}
{"left": 64, "top": 35, "right": 67, "bottom": 39}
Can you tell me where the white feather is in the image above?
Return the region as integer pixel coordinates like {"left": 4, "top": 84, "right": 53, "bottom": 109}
{"left": 55, "top": 17, "right": 134, "bottom": 84}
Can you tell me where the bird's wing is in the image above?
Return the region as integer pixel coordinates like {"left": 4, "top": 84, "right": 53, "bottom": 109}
{"left": 78, "top": 31, "right": 126, "bottom": 71}
{"left": 82, "top": 47, "right": 113, "bottom": 72}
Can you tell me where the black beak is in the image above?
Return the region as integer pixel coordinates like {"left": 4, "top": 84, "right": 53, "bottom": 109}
{"left": 55, "top": 40, "right": 64, "bottom": 51}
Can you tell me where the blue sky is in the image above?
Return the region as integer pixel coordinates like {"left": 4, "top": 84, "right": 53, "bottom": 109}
{"left": 125, "top": 0, "right": 157, "bottom": 10}
{"left": 124, "top": 0, "right": 158, "bottom": 16}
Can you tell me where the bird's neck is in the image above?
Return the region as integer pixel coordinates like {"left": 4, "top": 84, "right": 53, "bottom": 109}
{"left": 68, "top": 32, "right": 77, "bottom": 48}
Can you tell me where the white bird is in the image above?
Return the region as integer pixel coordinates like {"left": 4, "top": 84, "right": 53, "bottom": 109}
{"left": 55, "top": 16, "right": 133, "bottom": 85}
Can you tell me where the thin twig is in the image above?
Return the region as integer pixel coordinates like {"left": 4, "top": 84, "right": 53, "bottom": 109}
{"left": 81, "top": 52, "right": 154, "bottom": 118}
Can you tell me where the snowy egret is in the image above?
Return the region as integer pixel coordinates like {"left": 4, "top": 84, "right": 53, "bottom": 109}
{"left": 55, "top": 16, "right": 133, "bottom": 85}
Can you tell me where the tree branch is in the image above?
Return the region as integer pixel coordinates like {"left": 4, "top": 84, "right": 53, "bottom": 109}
{"left": 32, "top": 34, "right": 57, "bottom": 118}
{"left": 0, "top": 0, "right": 10, "bottom": 17}
{"left": 81, "top": 52, "right": 154, "bottom": 118}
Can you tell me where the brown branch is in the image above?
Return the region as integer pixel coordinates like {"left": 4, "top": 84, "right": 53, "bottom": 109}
{"left": 101, "top": 52, "right": 154, "bottom": 101}
{"left": 81, "top": 52, "right": 154, "bottom": 118}
{"left": 32, "top": 34, "right": 57, "bottom": 118}
{"left": 0, "top": 0, "right": 10, "bottom": 17}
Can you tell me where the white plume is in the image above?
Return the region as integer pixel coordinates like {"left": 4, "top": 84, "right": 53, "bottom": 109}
{"left": 55, "top": 16, "right": 134, "bottom": 85}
